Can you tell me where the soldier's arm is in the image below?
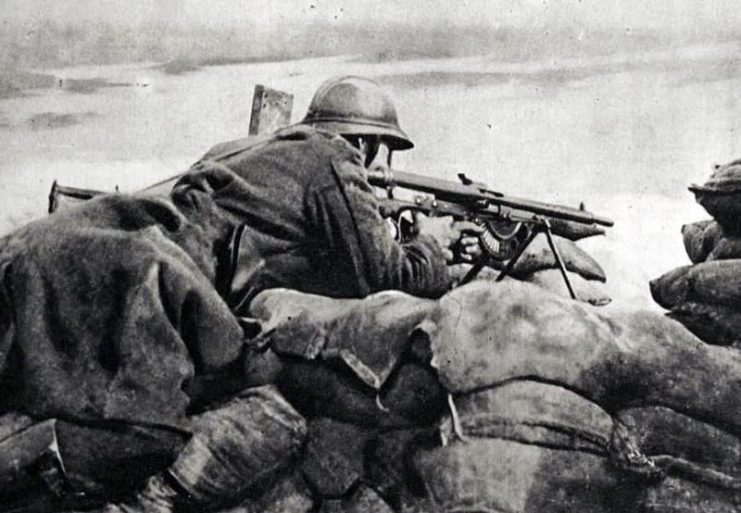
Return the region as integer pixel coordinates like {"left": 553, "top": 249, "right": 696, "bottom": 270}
{"left": 306, "top": 150, "right": 452, "bottom": 298}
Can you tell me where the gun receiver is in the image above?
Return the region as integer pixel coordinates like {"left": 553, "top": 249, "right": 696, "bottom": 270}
{"left": 367, "top": 168, "right": 614, "bottom": 228}
{"left": 367, "top": 168, "right": 614, "bottom": 296}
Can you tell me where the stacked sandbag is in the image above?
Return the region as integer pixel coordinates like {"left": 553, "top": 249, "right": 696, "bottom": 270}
{"left": 689, "top": 159, "right": 741, "bottom": 232}
{"left": 616, "top": 406, "right": 741, "bottom": 512}
{"left": 496, "top": 231, "right": 607, "bottom": 282}
{"left": 682, "top": 219, "right": 726, "bottom": 263}
{"left": 365, "top": 426, "right": 439, "bottom": 509}
{"left": 652, "top": 160, "right": 741, "bottom": 345}
{"left": 231, "top": 279, "right": 741, "bottom": 512}
{"left": 241, "top": 288, "right": 445, "bottom": 512}
{"left": 450, "top": 231, "right": 611, "bottom": 306}
{"left": 167, "top": 386, "right": 307, "bottom": 511}
{"left": 651, "top": 261, "right": 741, "bottom": 346}
{"left": 233, "top": 469, "right": 314, "bottom": 513}
{"left": 411, "top": 280, "right": 741, "bottom": 512}
{"left": 247, "top": 288, "right": 445, "bottom": 428}
{"left": 412, "top": 381, "right": 643, "bottom": 513}
{"left": 230, "top": 279, "right": 741, "bottom": 512}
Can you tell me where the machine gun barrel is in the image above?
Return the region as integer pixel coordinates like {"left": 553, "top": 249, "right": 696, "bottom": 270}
{"left": 367, "top": 168, "right": 614, "bottom": 228}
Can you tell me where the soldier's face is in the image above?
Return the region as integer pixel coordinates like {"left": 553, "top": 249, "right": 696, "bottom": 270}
{"left": 367, "top": 142, "right": 392, "bottom": 171}
{"left": 359, "top": 139, "right": 392, "bottom": 172}
{"left": 348, "top": 135, "right": 392, "bottom": 175}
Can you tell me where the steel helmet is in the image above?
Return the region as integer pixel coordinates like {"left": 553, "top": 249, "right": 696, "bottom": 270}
{"left": 301, "top": 76, "right": 413, "bottom": 150}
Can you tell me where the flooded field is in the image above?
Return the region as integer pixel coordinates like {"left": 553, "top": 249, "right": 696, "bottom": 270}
{"left": 2, "top": 40, "right": 740, "bottom": 308}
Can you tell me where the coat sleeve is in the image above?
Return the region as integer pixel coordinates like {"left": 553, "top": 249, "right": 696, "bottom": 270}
{"left": 305, "top": 149, "right": 452, "bottom": 299}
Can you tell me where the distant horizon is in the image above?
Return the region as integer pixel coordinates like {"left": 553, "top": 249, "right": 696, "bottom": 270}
{"left": 2, "top": 16, "right": 739, "bottom": 73}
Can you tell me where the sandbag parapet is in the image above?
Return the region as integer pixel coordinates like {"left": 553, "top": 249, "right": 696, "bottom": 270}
{"left": 659, "top": 159, "right": 741, "bottom": 345}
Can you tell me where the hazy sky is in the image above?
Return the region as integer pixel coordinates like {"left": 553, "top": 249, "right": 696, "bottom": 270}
{"left": 3, "top": 0, "right": 739, "bottom": 34}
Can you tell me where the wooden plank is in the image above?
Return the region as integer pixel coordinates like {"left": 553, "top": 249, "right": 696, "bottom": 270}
{"left": 48, "top": 180, "right": 113, "bottom": 213}
{"left": 249, "top": 84, "right": 293, "bottom": 136}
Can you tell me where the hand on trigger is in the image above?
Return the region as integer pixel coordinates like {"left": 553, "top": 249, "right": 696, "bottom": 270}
{"left": 453, "top": 220, "right": 485, "bottom": 262}
{"left": 413, "top": 214, "right": 484, "bottom": 263}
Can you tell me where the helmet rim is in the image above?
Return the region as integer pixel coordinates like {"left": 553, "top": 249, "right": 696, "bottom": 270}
{"left": 303, "top": 118, "right": 414, "bottom": 151}
{"left": 301, "top": 76, "right": 414, "bottom": 151}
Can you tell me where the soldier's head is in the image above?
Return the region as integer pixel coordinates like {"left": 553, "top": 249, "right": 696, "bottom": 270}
{"left": 301, "top": 76, "right": 412, "bottom": 168}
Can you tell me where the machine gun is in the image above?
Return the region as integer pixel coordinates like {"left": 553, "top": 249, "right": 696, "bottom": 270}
{"left": 367, "top": 168, "right": 614, "bottom": 298}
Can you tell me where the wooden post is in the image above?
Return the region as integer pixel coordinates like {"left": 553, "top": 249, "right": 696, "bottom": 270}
{"left": 249, "top": 85, "right": 293, "bottom": 136}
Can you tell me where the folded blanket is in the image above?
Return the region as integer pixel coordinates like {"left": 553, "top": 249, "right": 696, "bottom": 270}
{"left": 0, "top": 193, "right": 244, "bottom": 430}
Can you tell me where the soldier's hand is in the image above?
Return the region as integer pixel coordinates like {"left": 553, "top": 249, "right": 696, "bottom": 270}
{"left": 413, "top": 214, "right": 484, "bottom": 263}
{"left": 453, "top": 220, "right": 484, "bottom": 262}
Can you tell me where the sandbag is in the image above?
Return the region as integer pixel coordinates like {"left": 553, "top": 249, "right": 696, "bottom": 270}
{"left": 365, "top": 427, "right": 438, "bottom": 508}
{"left": 277, "top": 360, "right": 445, "bottom": 428}
{"left": 234, "top": 468, "right": 314, "bottom": 513}
{"left": 618, "top": 406, "right": 741, "bottom": 478}
{"left": 0, "top": 417, "right": 186, "bottom": 513}
{"left": 167, "top": 386, "right": 306, "bottom": 510}
{"left": 637, "top": 477, "right": 741, "bottom": 513}
{"left": 681, "top": 219, "right": 741, "bottom": 263}
{"left": 376, "top": 361, "right": 447, "bottom": 427}
{"left": 449, "top": 265, "right": 611, "bottom": 306}
{"left": 418, "top": 280, "right": 741, "bottom": 436}
{"left": 0, "top": 420, "right": 68, "bottom": 512}
{"left": 411, "top": 382, "right": 650, "bottom": 513}
{"left": 708, "top": 236, "right": 741, "bottom": 261}
{"left": 440, "top": 381, "right": 614, "bottom": 453}
{"left": 690, "top": 160, "right": 741, "bottom": 231}
{"left": 547, "top": 217, "right": 607, "bottom": 241}
{"left": 479, "top": 232, "right": 606, "bottom": 281}
{"left": 650, "top": 260, "right": 741, "bottom": 309}
{"left": 249, "top": 288, "right": 436, "bottom": 390}
{"left": 278, "top": 360, "right": 382, "bottom": 425}
{"left": 301, "top": 418, "right": 372, "bottom": 498}
{"left": 665, "top": 301, "right": 741, "bottom": 347}
{"left": 317, "top": 485, "right": 395, "bottom": 513}
{"left": 682, "top": 220, "right": 722, "bottom": 263}
{"left": 509, "top": 232, "right": 606, "bottom": 281}
{"left": 55, "top": 420, "right": 185, "bottom": 499}
{"left": 523, "top": 268, "right": 611, "bottom": 305}
{"left": 240, "top": 345, "right": 285, "bottom": 388}
{"left": 413, "top": 438, "right": 639, "bottom": 513}
{"left": 0, "top": 412, "right": 34, "bottom": 443}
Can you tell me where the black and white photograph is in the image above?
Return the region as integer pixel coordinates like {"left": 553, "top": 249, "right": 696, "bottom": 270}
{"left": 1, "top": 1, "right": 741, "bottom": 511}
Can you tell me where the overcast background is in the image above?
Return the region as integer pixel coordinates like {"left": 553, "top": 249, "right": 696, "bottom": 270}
{"left": 3, "top": 0, "right": 740, "bottom": 68}
{"left": 4, "top": 0, "right": 740, "bottom": 32}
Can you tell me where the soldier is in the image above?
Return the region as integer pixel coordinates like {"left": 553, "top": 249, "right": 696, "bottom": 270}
{"left": 178, "top": 75, "right": 482, "bottom": 314}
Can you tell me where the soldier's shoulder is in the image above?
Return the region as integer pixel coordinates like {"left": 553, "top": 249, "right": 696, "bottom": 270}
{"left": 200, "top": 132, "right": 272, "bottom": 162}
{"left": 196, "top": 125, "right": 363, "bottom": 189}
{"left": 264, "top": 125, "right": 362, "bottom": 169}
{"left": 200, "top": 125, "right": 355, "bottom": 162}
{"left": 274, "top": 125, "right": 357, "bottom": 157}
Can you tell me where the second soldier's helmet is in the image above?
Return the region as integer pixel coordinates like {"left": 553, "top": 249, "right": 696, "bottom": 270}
{"left": 301, "top": 76, "right": 413, "bottom": 150}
